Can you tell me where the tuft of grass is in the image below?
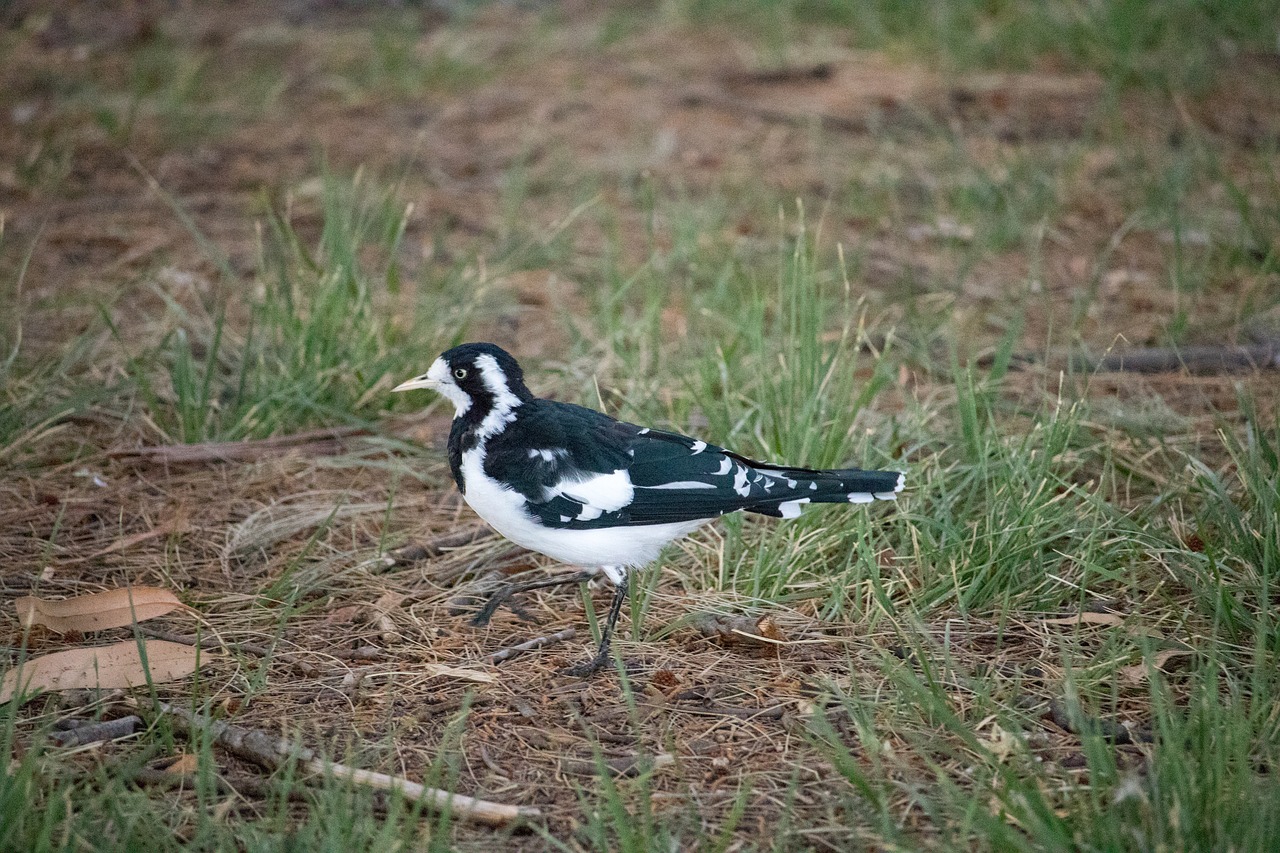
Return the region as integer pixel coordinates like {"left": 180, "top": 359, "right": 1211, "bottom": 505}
{"left": 111, "top": 168, "right": 469, "bottom": 443}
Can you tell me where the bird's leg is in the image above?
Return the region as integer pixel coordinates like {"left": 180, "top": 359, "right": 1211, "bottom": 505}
{"left": 470, "top": 569, "right": 597, "bottom": 627}
{"left": 561, "top": 575, "right": 629, "bottom": 678}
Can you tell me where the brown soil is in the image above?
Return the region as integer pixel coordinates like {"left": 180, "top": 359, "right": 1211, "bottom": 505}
{"left": 2, "top": 1, "right": 1278, "bottom": 848}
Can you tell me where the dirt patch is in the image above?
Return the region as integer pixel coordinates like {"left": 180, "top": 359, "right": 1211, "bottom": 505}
{"left": 3, "top": 1, "right": 1278, "bottom": 847}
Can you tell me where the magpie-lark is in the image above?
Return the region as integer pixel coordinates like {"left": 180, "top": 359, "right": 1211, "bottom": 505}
{"left": 393, "top": 342, "right": 904, "bottom": 675}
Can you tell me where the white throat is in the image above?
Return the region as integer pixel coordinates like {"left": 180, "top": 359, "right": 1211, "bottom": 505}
{"left": 424, "top": 357, "right": 472, "bottom": 417}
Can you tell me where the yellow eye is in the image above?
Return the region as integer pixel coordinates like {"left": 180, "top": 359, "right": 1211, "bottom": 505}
{"left": 453, "top": 367, "right": 468, "bottom": 380}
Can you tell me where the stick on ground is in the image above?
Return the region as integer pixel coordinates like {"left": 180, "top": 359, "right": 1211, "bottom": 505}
{"left": 51, "top": 715, "right": 143, "bottom": 747}
{"left": 132, "top": 699, "right": 541, "bottom": 826}
{"left": 487, "top": 627, "right": 576, "bottom": 664}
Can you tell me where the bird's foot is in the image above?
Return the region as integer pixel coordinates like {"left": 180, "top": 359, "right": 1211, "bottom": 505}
{"left": 560, "top": 653, "right": 609, "bottom": 678}
{"left": 471, "top": 570, "right": 596, "bottom": 627}
{"left": 469, "top": 591, "right": 511, "bottom": 627}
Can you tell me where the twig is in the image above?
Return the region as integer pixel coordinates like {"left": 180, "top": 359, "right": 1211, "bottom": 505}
{"left": 559, "top": 752, "right": 675, "bottom": 778}
{"left": 721, "top": 63, "right": 834, "bottom": 85}
{"left": 138, "top": 627, "right": 319, "bottom": 678}
{"left": 667, "top": 701, "right": 787, "bottom": 721}
{"left": 680, "top": 86, "right": 883, "bottom": 135}
{"left": 487, "top": 628, "right": 577, "bottom": 664}
{"left": 381, "top": 527, "right": 496, "bottom": 568}
{"left": 131, "top": 700, "right": 541, "bottom": 826}
{"left": 328, "top": 646, "right": 385, "bottom": 662}
{"left": 62, "top": 517, "right": 188, "bottom": 564}
{"left": 1043, "top": 698, "right": 1152, "bottom": 745}
{"left": 1082, "top": 343, "right": 1280, "bottom": 374}
{"left": 139, "top": 626, "right": 262, "bottom": 655}
{"left": 110, "top": 427, "right": 371, "bottom": 464}
{"left": 51, "top": 715, "right": 142, "bottom": 746}
{"left": 1018, "top": 342, "right": 1280, "bottom": 375}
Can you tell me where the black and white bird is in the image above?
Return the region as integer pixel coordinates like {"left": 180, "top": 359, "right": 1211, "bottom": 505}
{"left": 393, "top": 342, "right": 904, "bottom": 675}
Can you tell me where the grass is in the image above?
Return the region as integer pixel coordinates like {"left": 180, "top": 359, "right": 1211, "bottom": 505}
{"left": 665, "top": 0, "right": 1280, "bottom": 91}
{"left": 3, "top": 1, "right": 1280, "bottom": 850}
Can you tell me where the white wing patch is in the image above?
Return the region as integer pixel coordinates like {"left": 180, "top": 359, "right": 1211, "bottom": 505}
{"left": 558, "top": 468, "right": 635, "bottom": 521}
{"left": 732, "top": 464, "right": 752, "bottom": 497}
{"left": 690, "top": 440, "right": 707, "bottom": 454}
{"left": 847, "top": 492, "right": 874, "bottom": 504}
{"left": 714, "top": 458, "right": 733, "bottom": 476}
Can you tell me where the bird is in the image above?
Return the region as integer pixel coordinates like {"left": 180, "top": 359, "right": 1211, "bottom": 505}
{"left": 392, "top": 342, "right": 904, "bottom": 676}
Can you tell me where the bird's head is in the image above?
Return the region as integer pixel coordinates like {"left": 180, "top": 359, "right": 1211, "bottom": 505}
{"left": 392, "top": 342, "right": 532, "bottom": 419}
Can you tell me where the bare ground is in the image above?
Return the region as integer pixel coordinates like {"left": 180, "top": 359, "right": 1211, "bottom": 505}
{"left": 2, "top": 1, "right": 1278, "bottom": 848}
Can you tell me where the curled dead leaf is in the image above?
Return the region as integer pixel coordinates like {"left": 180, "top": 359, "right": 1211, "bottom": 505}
{"left": 1119, "top": 649, "right": 1193, "bottom": 685}
{"left": 421, "top": 663, "right": 498, "bottom": 684}
{"left": 689, "top": 612, "right": 788, "bottom": 646}
{"left": 1, "top": 640, "right": 205, "bottom": 705}
{"left": 16, "top": 587, "right": 191, "bottom": 634}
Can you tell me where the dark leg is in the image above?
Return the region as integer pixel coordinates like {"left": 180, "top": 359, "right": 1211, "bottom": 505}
{"left": 561, "top": 576, "right": 629, "bottom": 678}
{"left": 470, "top": 569, "right": 597, "bottom": 627}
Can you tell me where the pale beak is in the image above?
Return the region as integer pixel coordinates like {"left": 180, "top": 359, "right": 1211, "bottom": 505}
{"left": 391, "top": 375, "right": 439, "bottom": 393}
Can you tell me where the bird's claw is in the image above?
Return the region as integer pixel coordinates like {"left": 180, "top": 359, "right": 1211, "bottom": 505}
{"left": 471, "top": 592, "right": 539, "bottom": 626}
{"left": 560, "top": 649, "right": 610, "bottom": 678}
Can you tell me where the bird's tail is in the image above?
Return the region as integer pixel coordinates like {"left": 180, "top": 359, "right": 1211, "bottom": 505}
{"left": 743, "top": 465, "right": 905, "bottom": 519}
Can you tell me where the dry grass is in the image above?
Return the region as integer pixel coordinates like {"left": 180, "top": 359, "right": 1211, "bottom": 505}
{"left": 3, "top": 1, "right": 1279, "bottom": 850}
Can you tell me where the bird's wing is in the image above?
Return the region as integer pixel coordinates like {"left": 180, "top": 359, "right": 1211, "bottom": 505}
{"left": 483, "top": 401, "right": 849, "bottom": 529}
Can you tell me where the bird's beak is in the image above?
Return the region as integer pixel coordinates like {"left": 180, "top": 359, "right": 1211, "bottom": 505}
{"left": 391, "top": 374, "right": 439, "bottom": 393}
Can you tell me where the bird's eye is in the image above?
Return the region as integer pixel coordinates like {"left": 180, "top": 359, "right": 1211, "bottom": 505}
{"left": 453, "top": 367, "right": 468, "bottom": 380}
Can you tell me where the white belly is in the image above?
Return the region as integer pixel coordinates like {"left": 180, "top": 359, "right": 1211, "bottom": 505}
{"left": 460, "top": 450, "right": 707, "bottom": 569}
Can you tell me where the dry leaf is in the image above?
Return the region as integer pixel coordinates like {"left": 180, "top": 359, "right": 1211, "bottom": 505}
{"left": 1041, "top": 611, "right": 1124, "bottom": 627}
{"left": 323, "top": 605, "right": 365, "bottom": 625}
{"left": 690, "top": 612, "right": 788, "bottom": 646}
{"left": 746, "top": 615, "right": 786, "bottom": 643}
{"left": 421, "top": 663, "right": 498, "bottom": 684}
{"left": 165, "top": 753, "right": 201, "bottom": 775}
{"left": 371, "top": 592, "right": 405, "bottom": 612}
{"left": 1, "top": 640, "right": 204, "bottom": 705}
{"left": 15, "top": 587, "right": 190, "bottom": 633}
{"left": 1119, "top": 649, "right": 1193, "bottom": 685}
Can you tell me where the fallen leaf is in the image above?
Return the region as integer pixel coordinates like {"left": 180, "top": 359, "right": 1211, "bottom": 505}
{"left": 323, "top": 605, "right": 365, "bottom": 625}
{"left": 15, "top": 587, "right": 191, "bottom": 633}
{"left": 165, "top": 753, "right": 201, "bottom": 775}
{"left": 748, "top": 615, "right": 786, "bottom": 643}
{"left": 1041, "top": 611, "right": 1124, "bottom": 627}
{"left": 1119, "top": 649, "right": 1193, "bottom": 685}
{"left": 371, "top": 592, "right": 405, "bottom": 612}
{"left": 421, "top": 663, "right": 498, "bottom": 684}
{"left": 1, "top": 640, "right": 204, "bottom": 705}
{"left": 690, "top": 612, "right": 789, "bottom": 646}
{"left": 980, "top": 724, "right": 1019, "bottom": 764}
